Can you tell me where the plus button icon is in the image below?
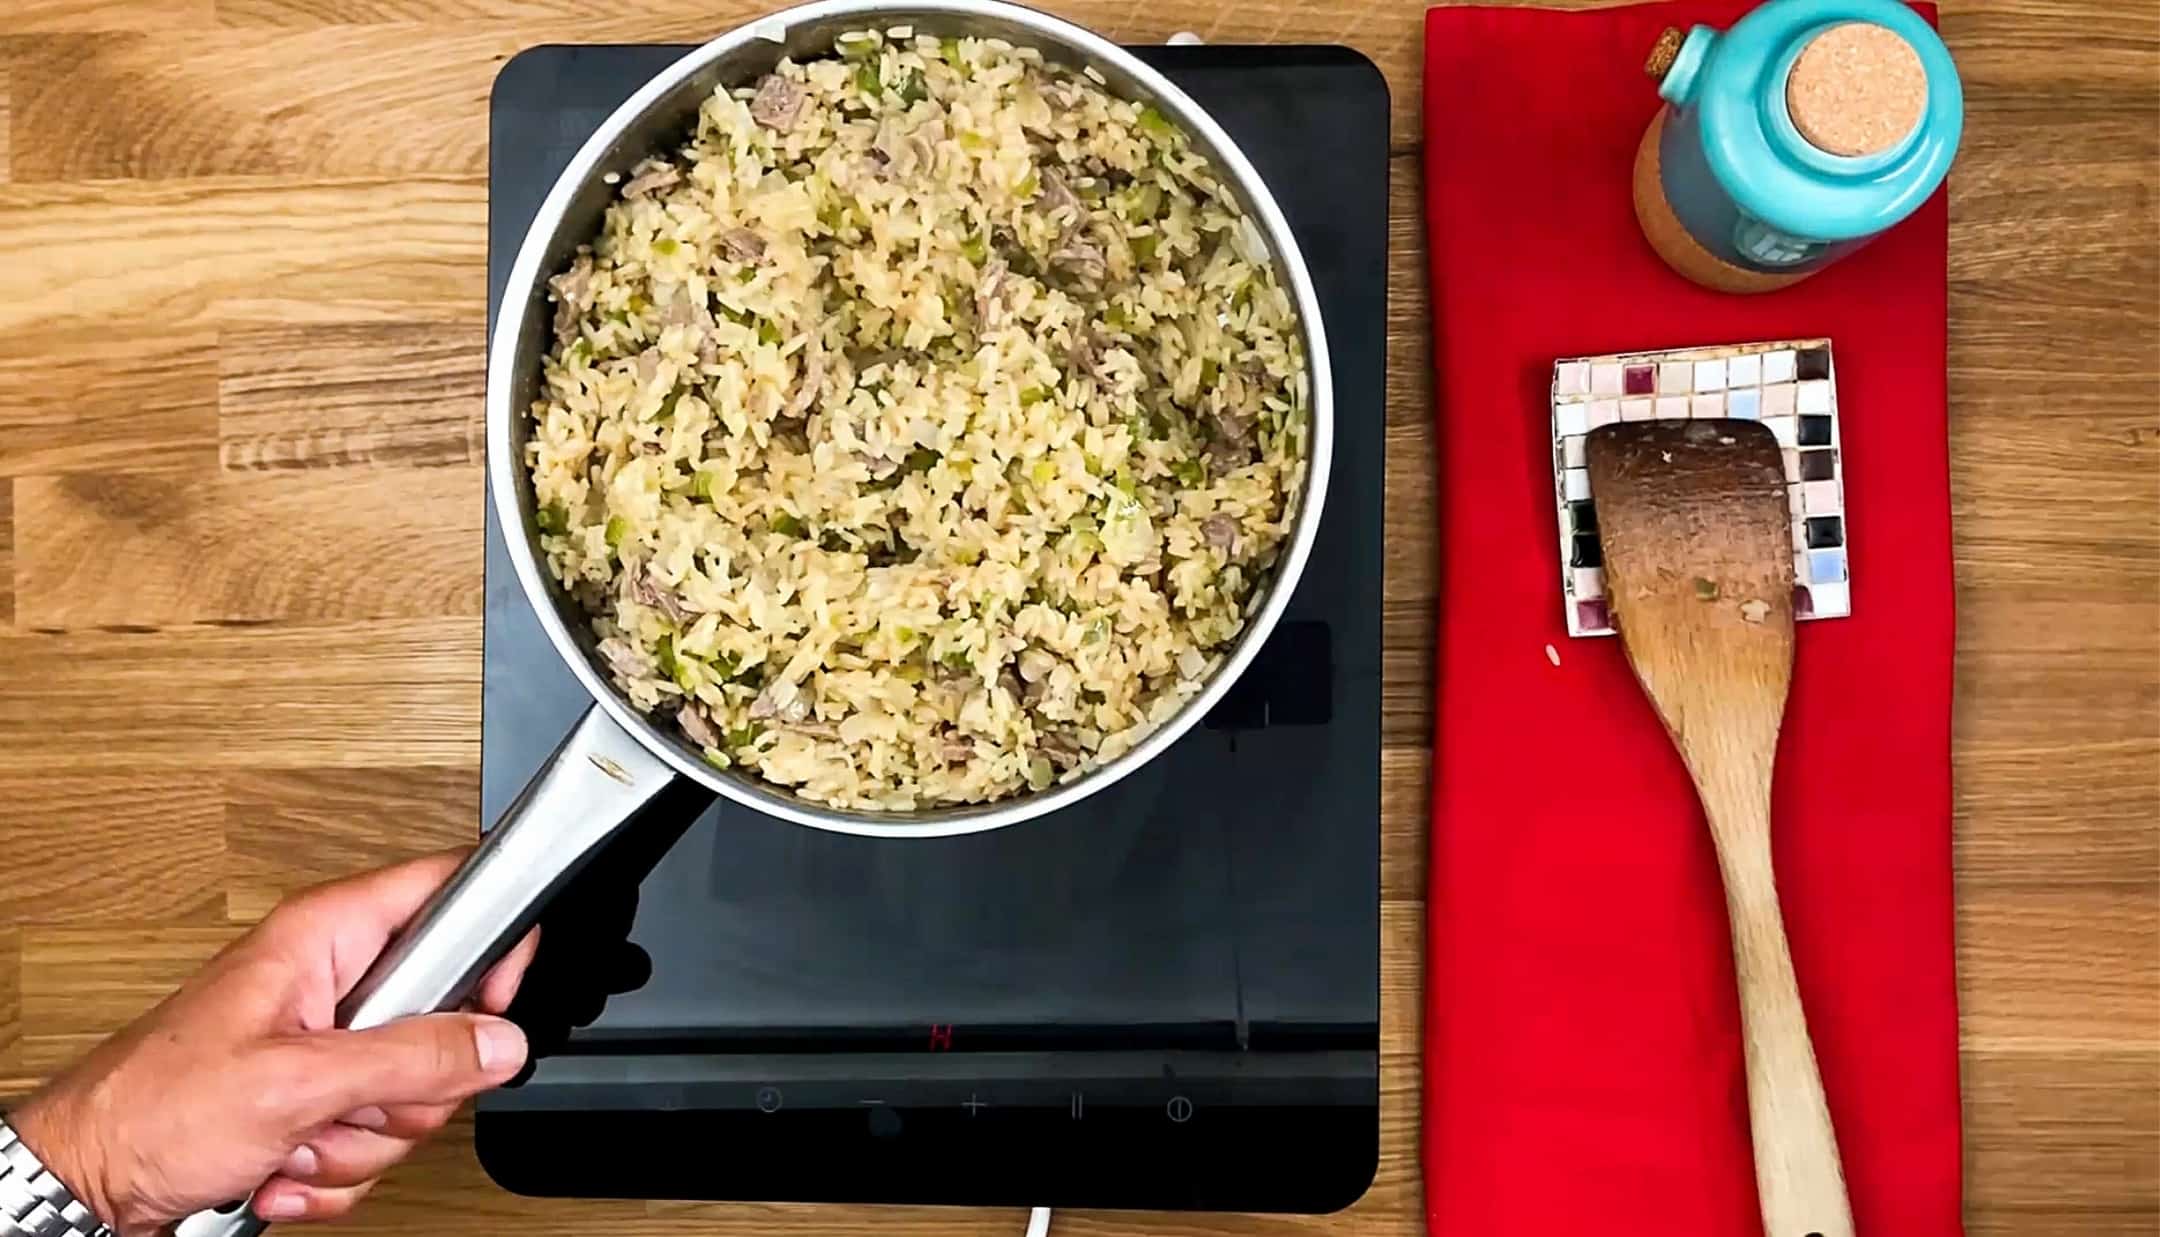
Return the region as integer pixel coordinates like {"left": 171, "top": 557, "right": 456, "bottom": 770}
{"left": 962, "top": 1093, "right": 987, "bottom": 1116}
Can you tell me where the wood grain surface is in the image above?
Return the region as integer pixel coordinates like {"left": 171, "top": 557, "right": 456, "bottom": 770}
{"left": 0, "top": 3, "right": 2153, "bottom": 1236}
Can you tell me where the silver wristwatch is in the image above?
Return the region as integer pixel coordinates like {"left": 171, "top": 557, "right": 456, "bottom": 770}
{"left": 0, "top": 1118, "right": 115, "bottom": 1237}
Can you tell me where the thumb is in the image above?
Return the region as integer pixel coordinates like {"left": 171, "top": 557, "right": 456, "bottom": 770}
{"left": 281, "top": 1014, "right": 528, "bottom": 1129}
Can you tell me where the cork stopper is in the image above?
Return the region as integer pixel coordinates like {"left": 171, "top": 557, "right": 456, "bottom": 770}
{"left": 1645, "top": 27, "right": 1685, "bottom": 81}
{"left": 1785, "top": 22, "right": 1927, "bottom": 157}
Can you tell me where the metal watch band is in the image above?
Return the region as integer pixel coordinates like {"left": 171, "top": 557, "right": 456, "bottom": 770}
{"left": 0, "top": 1118, "right": 115, "bottom": 1237}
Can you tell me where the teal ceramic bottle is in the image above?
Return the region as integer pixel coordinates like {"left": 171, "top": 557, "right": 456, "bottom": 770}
{"left": 1633, "top": 0, "right": 1962, "bottom": 292}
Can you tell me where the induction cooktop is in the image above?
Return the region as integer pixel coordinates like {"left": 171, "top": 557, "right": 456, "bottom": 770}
{"left": 476, "top": 41, "right": 1388, "bottom": 1215}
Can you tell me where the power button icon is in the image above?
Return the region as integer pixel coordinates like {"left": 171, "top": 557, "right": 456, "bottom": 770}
{"left": 755, "top": 1086, "right": 784, "bottom": 1113}
{"left": 1165, "top": 1096, "right": 1194, "bottom": 1124}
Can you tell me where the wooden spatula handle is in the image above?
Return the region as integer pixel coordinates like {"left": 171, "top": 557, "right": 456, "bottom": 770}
{"left": 1702, "top": 778, "right": 1855, "bottom": 1237}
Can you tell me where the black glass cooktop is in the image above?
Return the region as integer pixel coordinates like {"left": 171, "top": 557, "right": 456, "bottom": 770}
{"left": 476, "top": 42, "right": 1387, "bottom": 1215}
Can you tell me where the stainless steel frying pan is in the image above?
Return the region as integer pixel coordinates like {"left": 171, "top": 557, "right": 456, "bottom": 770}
{"left": 175, "top": 3, "right": 1330, "bottom": 1230}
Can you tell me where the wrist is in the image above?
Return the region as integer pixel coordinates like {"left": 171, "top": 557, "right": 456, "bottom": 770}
{"left": 11, "top": 1086, "right": 129, "bottom": 1235}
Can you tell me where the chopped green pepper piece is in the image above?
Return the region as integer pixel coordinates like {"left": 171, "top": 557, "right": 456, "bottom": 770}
{"left": 652, "top": 237, "right": 679, "bottom": 257}
{"left": 855, "top": 61, "right": 882, "bottom": 96}
{"left": 1199, "top": 358, "right": 1220, "bottom": 389}
{"left": 757, "top": 320, "right": 785, "bottom": 346}
{"left": 837, "top": 34, "right": 879, "bottom": 60}
{"left": 903, "top": 447, "right": 939, "bottom": 472}
{"left": 1013, "top": 169, "right": 1039, "bottom": 198}
{"left": 656, "top": 390, "right": 681, "bottom": 421}
{"left": 535, "top": 503, "right": 569, "bottom": 534}
{"left": 1171, "top": 458, "right": 1206, "bottom": 488}
{"left": 1130, "top": 234, "right": 1158, "bottom": 266}
{"left": 1030, "top": 460, "right": 1055, "bottom": 486}
{"left": 898, "top": 70, "right": 928, "bottom": 104}
{"left": 770, "top": 513, "right": 805, "bottom": 537}
{"left": 941, "top": 37, "right": 964, "bottom": 64}
{"left": 691, "top": 469, "right": 718, "bottom": 501}
{"left": 1136, "top": 104, "right": 1175, "bottom": 141}
{"left": 941, "top": 649, "right": 972, "bottom": 672}
{"left": 604, "top": 515, "right": 630, "bottom": 548}
{"left": 724, "top": 723, "right": 764, "bottom": 749}
{"left": 1018, "top": 385, "right": 1049, "bottom": 407}
{"left": 961, "top": 234, "right": 988, "bottom": 264}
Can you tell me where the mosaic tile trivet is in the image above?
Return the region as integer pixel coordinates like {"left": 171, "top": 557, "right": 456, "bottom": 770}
{"left": 1551, "top": 339, "right": 1851, "bottom": 638}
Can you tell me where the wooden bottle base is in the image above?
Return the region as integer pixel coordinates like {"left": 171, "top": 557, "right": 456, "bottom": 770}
{"left": 1633, "top": 111, "right": 1810, "bottom": 295}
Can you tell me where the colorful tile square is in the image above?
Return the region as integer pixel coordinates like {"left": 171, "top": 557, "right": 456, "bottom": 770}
{"left": 1550, "top": 338, "right": 1848, "bottom": 637}
{"left": 1809, "top": 579, "right": 1851, "bottom": 617}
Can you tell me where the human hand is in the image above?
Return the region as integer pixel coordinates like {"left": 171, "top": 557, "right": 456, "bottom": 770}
{"left": 10, "top": 852, "right": 539, "bottom": 1234}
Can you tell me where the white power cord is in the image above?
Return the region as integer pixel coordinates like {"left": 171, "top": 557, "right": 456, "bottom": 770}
{"left": 1024, "top": 1206, "right": 1053, "bottom": 1237}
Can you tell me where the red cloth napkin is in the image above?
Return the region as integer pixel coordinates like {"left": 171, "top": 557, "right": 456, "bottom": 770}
{"left": 1421, "top": 5, "right": 1961, "bottom": 1235}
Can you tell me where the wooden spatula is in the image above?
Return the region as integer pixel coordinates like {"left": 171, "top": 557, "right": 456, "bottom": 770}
{"left": 1585, "top": 419, "right": 1854, "bottom": 1237}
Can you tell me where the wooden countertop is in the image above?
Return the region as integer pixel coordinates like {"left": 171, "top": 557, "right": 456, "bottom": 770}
{"left": 0, "top": 2, "right": 2152, "bottom": 1234}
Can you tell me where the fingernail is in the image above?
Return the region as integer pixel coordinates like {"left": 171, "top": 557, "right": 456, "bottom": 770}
{"left": 342, "top": 1106, "right": 388, "bottom": 1130}
{"left": 282, "top": 1145, "right": 318, "bottom": 1178}
{"left": 474, "top": 1016, "right": 527, "bottom": 1073}
{"left": 263, "top": 1194, "right": 307, "bottom": 1219}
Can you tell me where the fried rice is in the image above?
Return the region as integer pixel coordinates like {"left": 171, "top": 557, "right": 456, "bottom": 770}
{"left": 525, "top": 27, "right": 1310, "bottom": 810}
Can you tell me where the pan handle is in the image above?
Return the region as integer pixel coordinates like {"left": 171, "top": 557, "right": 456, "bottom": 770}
{"left": 172, "top": 704, "right": 676, "bottom": 1237}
